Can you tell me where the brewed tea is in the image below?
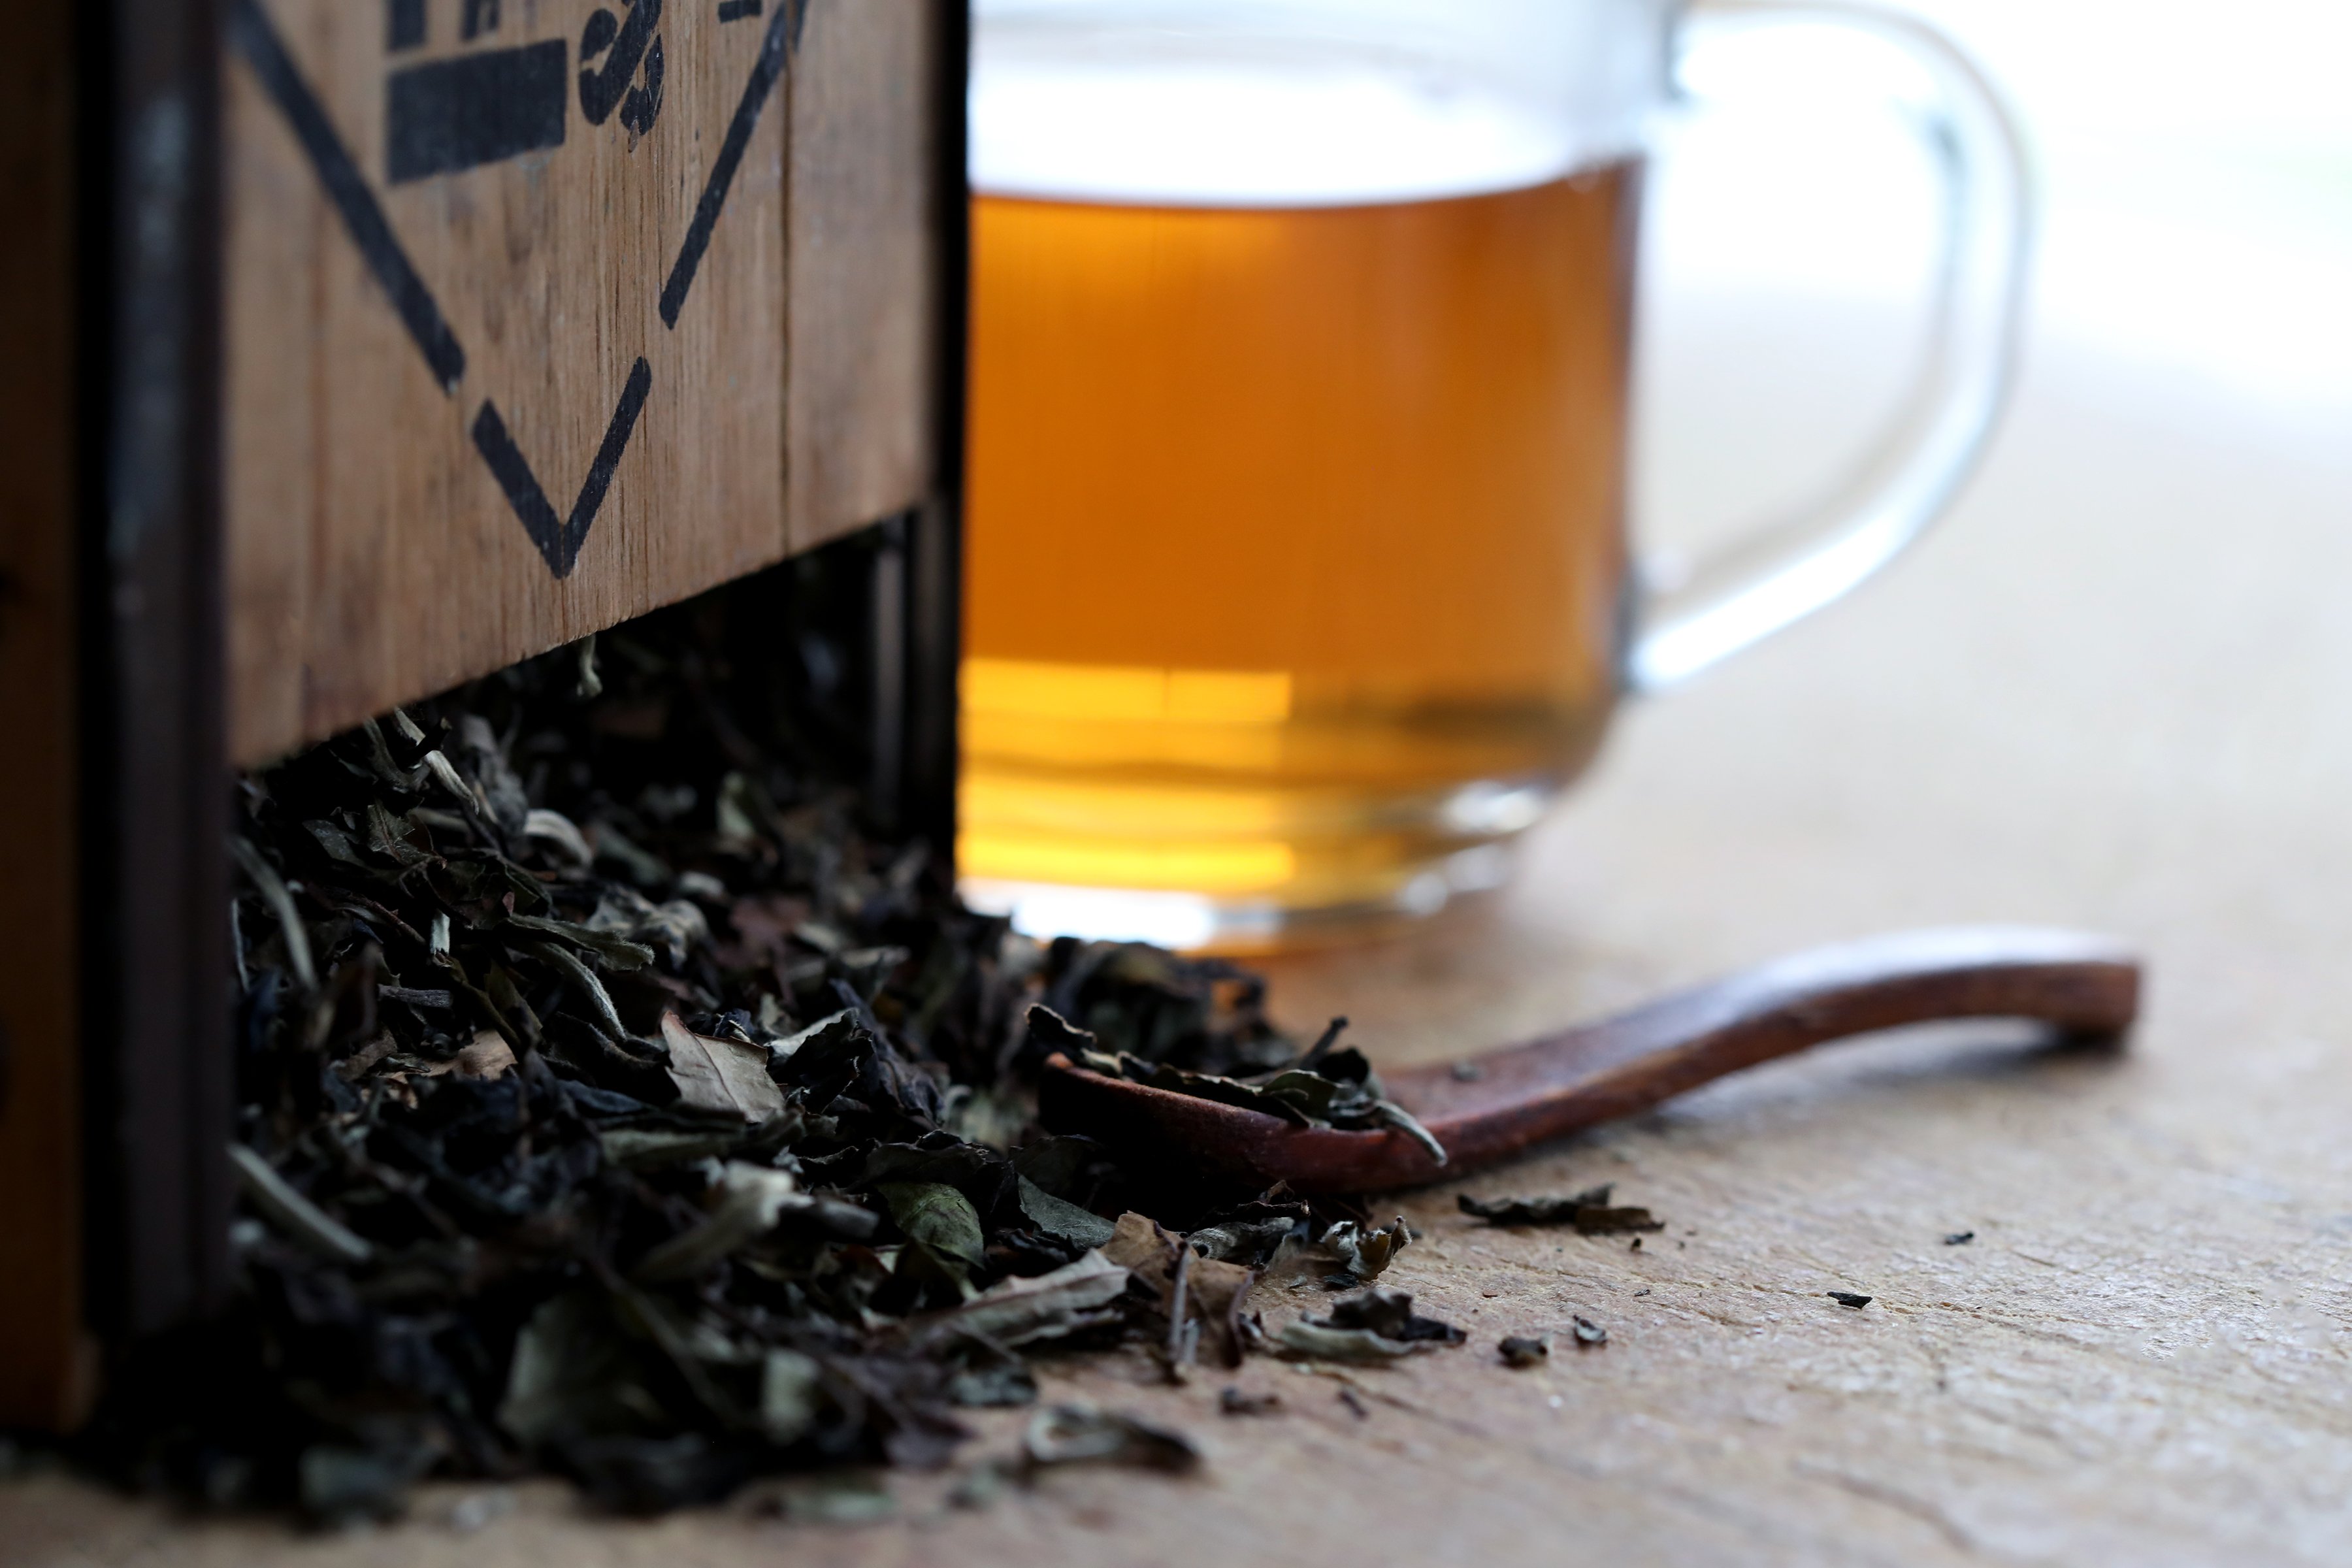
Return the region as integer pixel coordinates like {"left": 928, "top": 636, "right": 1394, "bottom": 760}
{"left": 964, "top": 161, "right": 1641, "bottom": 932}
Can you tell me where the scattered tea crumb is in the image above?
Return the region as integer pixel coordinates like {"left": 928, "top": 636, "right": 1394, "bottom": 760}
{"left": 444, "top": 1490, "right": 515, "bottom": 1533}
{"left": 1629, "top": 1237, "right": 1642, "bottom": 1250}
{"left": 1499, "top": 1335, "right": 1550, "bottom": 1368}
{"left": 1828, "top": 1291, "right": 1873, "bottom": 1309}
{"left": 1450, "top": 1061, "right": 1485, "bottom": 1082}
{"left": 1337, "top": 1386, "right": 1369, "bottom": 1420}
{"left": 1571, "top": 1316, "right": 1607, "bottom": 1347}
{"left": 1944, "top": 1231, "right": 1975, "bottom": 1246}
{"left": 1218, "top": 1388, "right": 1281, "bottom": 1417}
{"left": 947, "top": 1463, "right": 1011, "bottom": 1511}
{"left": 1024, "top": 1405, "right": 1203, "bottom": 1475}
{"left": 1458, "top": 1188, "right": 1665, "bottom": 1234}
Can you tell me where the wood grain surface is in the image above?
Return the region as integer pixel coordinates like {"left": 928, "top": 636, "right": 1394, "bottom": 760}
{"left": 16, "top": 304, "right": 2352, "bottom": 1562}
{"left": 224, "top": 0, "right": 943, "bottom": 766}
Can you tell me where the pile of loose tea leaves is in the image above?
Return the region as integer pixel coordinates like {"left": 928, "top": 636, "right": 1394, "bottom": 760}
{"left": 87, "top": 584, "right": 1429, "bottom": 1522}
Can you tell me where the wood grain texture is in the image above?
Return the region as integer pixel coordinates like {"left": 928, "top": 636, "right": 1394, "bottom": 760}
{"left": 225, "top": 0, "right": 941, "bottom": 766}
{"left": 0, "top": 0, "right": 86, "bottom": 1433}
{"left": 785, "top": 0, "right": 941, "bottom": 553}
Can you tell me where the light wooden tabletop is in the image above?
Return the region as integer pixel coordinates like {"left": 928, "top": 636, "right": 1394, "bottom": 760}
{"left": 14, "top": 274, "right": 2352, "bottom": 1567}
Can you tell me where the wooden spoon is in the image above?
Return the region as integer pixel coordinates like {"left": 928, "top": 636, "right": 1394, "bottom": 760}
{"left": 1038, "top": 926, "right": 2140, "bottom": 1194}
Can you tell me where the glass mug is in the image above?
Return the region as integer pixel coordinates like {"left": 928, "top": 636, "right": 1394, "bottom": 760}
{"left": 958, "top": 0, "right": 2027, "bottom": 949}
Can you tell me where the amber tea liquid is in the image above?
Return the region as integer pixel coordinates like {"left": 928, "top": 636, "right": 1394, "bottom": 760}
{"left": 963, "top": 69, "right": 1642, "bottom": 943}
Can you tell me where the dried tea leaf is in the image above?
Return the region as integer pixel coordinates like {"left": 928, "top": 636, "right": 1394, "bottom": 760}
{"left": 1252, "top": 1232, "right": 1337, "bottom": 1296}
{"left": 534, "top": 941, "right": 628, "bottom": 1040}
{"left": 633, "top": 1164, "right": 811, "bottom": 1282}
{"left": 499, "top": 1290, "right": 654, "bottom": 1450}
{"left": 231, "top": 838, "right": 316, "bottom": 991}
{"left": 596, "top": 1126, "right": 744, "bottom": 1170}
{"left": 768, "top": 1472, "right": 897, "bottom": 1526}
{"left": 507, "top": 912, "right": 656, "bottom": 973}
{"left": 416, "top": 1030, "right": 516, "bottom": 1081}
{"left": 1280, "top": 1286, "right": 1463, "bottom": 1362}
{"left": 1277, "top": 1321, "right": 1420, "bottom": 1362}
{"left": 523, "top": 808, "right": 595, "bottom": 868}
{"left": 947, "top": 1361, "right": 1038, "bottom": 1408}
{"left": 1103, "top": 1210, "right": 1183, "bottom": 1274}
{"left": 1186, "top": 1216, "right": 1298, "bottom": 1265}
{"left": 1015, "top": 1176, "right": 1116, "bottom": 1249}
{"left": 227, "top": 1143, "right": 372, "bottom": 1266}
{"left": 1022, "top": 1404, "right": 1200, "bottom": 1473}
{"left": 1218, "top": 1387, "right": 1281, "bottom": 1416}
{"left": 299, "top": 1444, "right": 429, "bottom": 1526}
{"left": 661, "top": 1012, "right": 785, "bottom": 1122}
{"left": 1571, "top": 1316, "right": 1607, "bottom": 1346}
{"left": 1102, "top": 1211, "right": 1258, "bottom": 1367}
{"left": 880, "top": 1182, "right": 987, "bottom": 1267}
{"left": 1498, "top": 1335, "right": 1550, "bottom": 1367}
{"left": 1320, "top": 1286, "right": 1465, "bottom": 1345}
{"left": 1322, "top": 1215, "right": 1411, "bottom": 1280}
{"left": 1575, "top": 1207, "right": 1666, "bottom": 1235}
{"left": 335, "top": 1032, "right": 400, "bottom": 1081}
{"left": 760, "top": 1350, "right": 825, "bottom": 1445}
{"left": 1458, "top": 1186, "right": 1665, "bottom": 1234}
{"left": 1828, "top": 1291, "right": 1874, "bottom": 1309}
{"left": 909, "top": 1249, "right": 1130, "bottom": 1350}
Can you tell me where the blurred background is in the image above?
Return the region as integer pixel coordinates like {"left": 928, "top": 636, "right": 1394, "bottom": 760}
{"left": 1642, "top": 0, "right": 2351, "bottom": 561}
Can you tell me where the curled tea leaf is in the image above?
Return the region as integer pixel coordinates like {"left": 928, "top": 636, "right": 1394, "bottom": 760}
{"left": 1279, "top": 1286, "right": 1463, "bottom": 1362}
{"left": 909, "top": 1249, "right": 1131, "bottom": 1350}
{"left": 661, "top": 1011, "right": 785, "bottom": 1122}
{"left": 1322, "top": 1215, "right": 1411, "bottom": 1280}
{"left": 1015, "top": 1175, "right": 1117, "bottom": 1249}
{"left": 879, "top": 1181, "right": 987, "bottom": 1267}
{"left": 632, "top": 1164, "right": 813, "bottom": 1282}
{"left": 1458, "top": 1186, "right": 1664, "bottom": 1234}
{"left": 1022, "top": 1403, "right": 1201, "bottom": 1474}
{"left": 227, "top": 1143, "right": 373, "bottom": 1266}
{"left": 760, "top": 1350, "right": 825, "bottom": 1445}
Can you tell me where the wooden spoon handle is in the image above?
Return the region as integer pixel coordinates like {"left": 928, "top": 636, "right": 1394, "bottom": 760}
{"left": 1388, "top": 927, "right": 2139, "bottom": 1176}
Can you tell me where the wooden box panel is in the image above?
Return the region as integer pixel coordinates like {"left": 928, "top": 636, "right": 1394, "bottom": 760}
{"left": 0, "top": 0, "right": 88, "bottom": 1431}
{"left": 0, "top": 0, "right": 958, "bottom": 1428}
{"left": 224, "top": 0, "right": 943, "bottom": 764}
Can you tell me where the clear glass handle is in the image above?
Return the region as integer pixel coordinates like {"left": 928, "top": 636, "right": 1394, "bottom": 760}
{"left": 1625, "top": 0, "right": 2032, "bottom": 693}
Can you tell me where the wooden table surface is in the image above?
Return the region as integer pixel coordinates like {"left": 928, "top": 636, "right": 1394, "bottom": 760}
{"left": 12, "top": 295, "right": 2352, "bottom": 1565}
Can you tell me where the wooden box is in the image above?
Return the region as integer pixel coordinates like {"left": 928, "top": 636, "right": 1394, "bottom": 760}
{"left": 0, "top": 0, "right": 964, "bottom": 1428}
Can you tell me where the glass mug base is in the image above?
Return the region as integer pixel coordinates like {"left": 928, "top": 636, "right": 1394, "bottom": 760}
{"left": 958, "top": 834, "right": 1529, "bottom": 956}
{"left": 956, "top": 675, "right": 1601, "bottom": 949}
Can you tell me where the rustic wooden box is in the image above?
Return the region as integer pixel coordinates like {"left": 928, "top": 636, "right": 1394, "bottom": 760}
{"left": 0, "top": 0, "right": 964, "bottom": 1428}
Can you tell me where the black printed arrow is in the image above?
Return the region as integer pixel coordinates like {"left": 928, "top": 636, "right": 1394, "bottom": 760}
{"left": 229, "top": 0, "right": 808, "bottom": 579}
{"left": 660, "top": 0, "right": 801, "bottom": 328}
{"left": 472, "top": 359, "right": 653, "bottom": 580}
